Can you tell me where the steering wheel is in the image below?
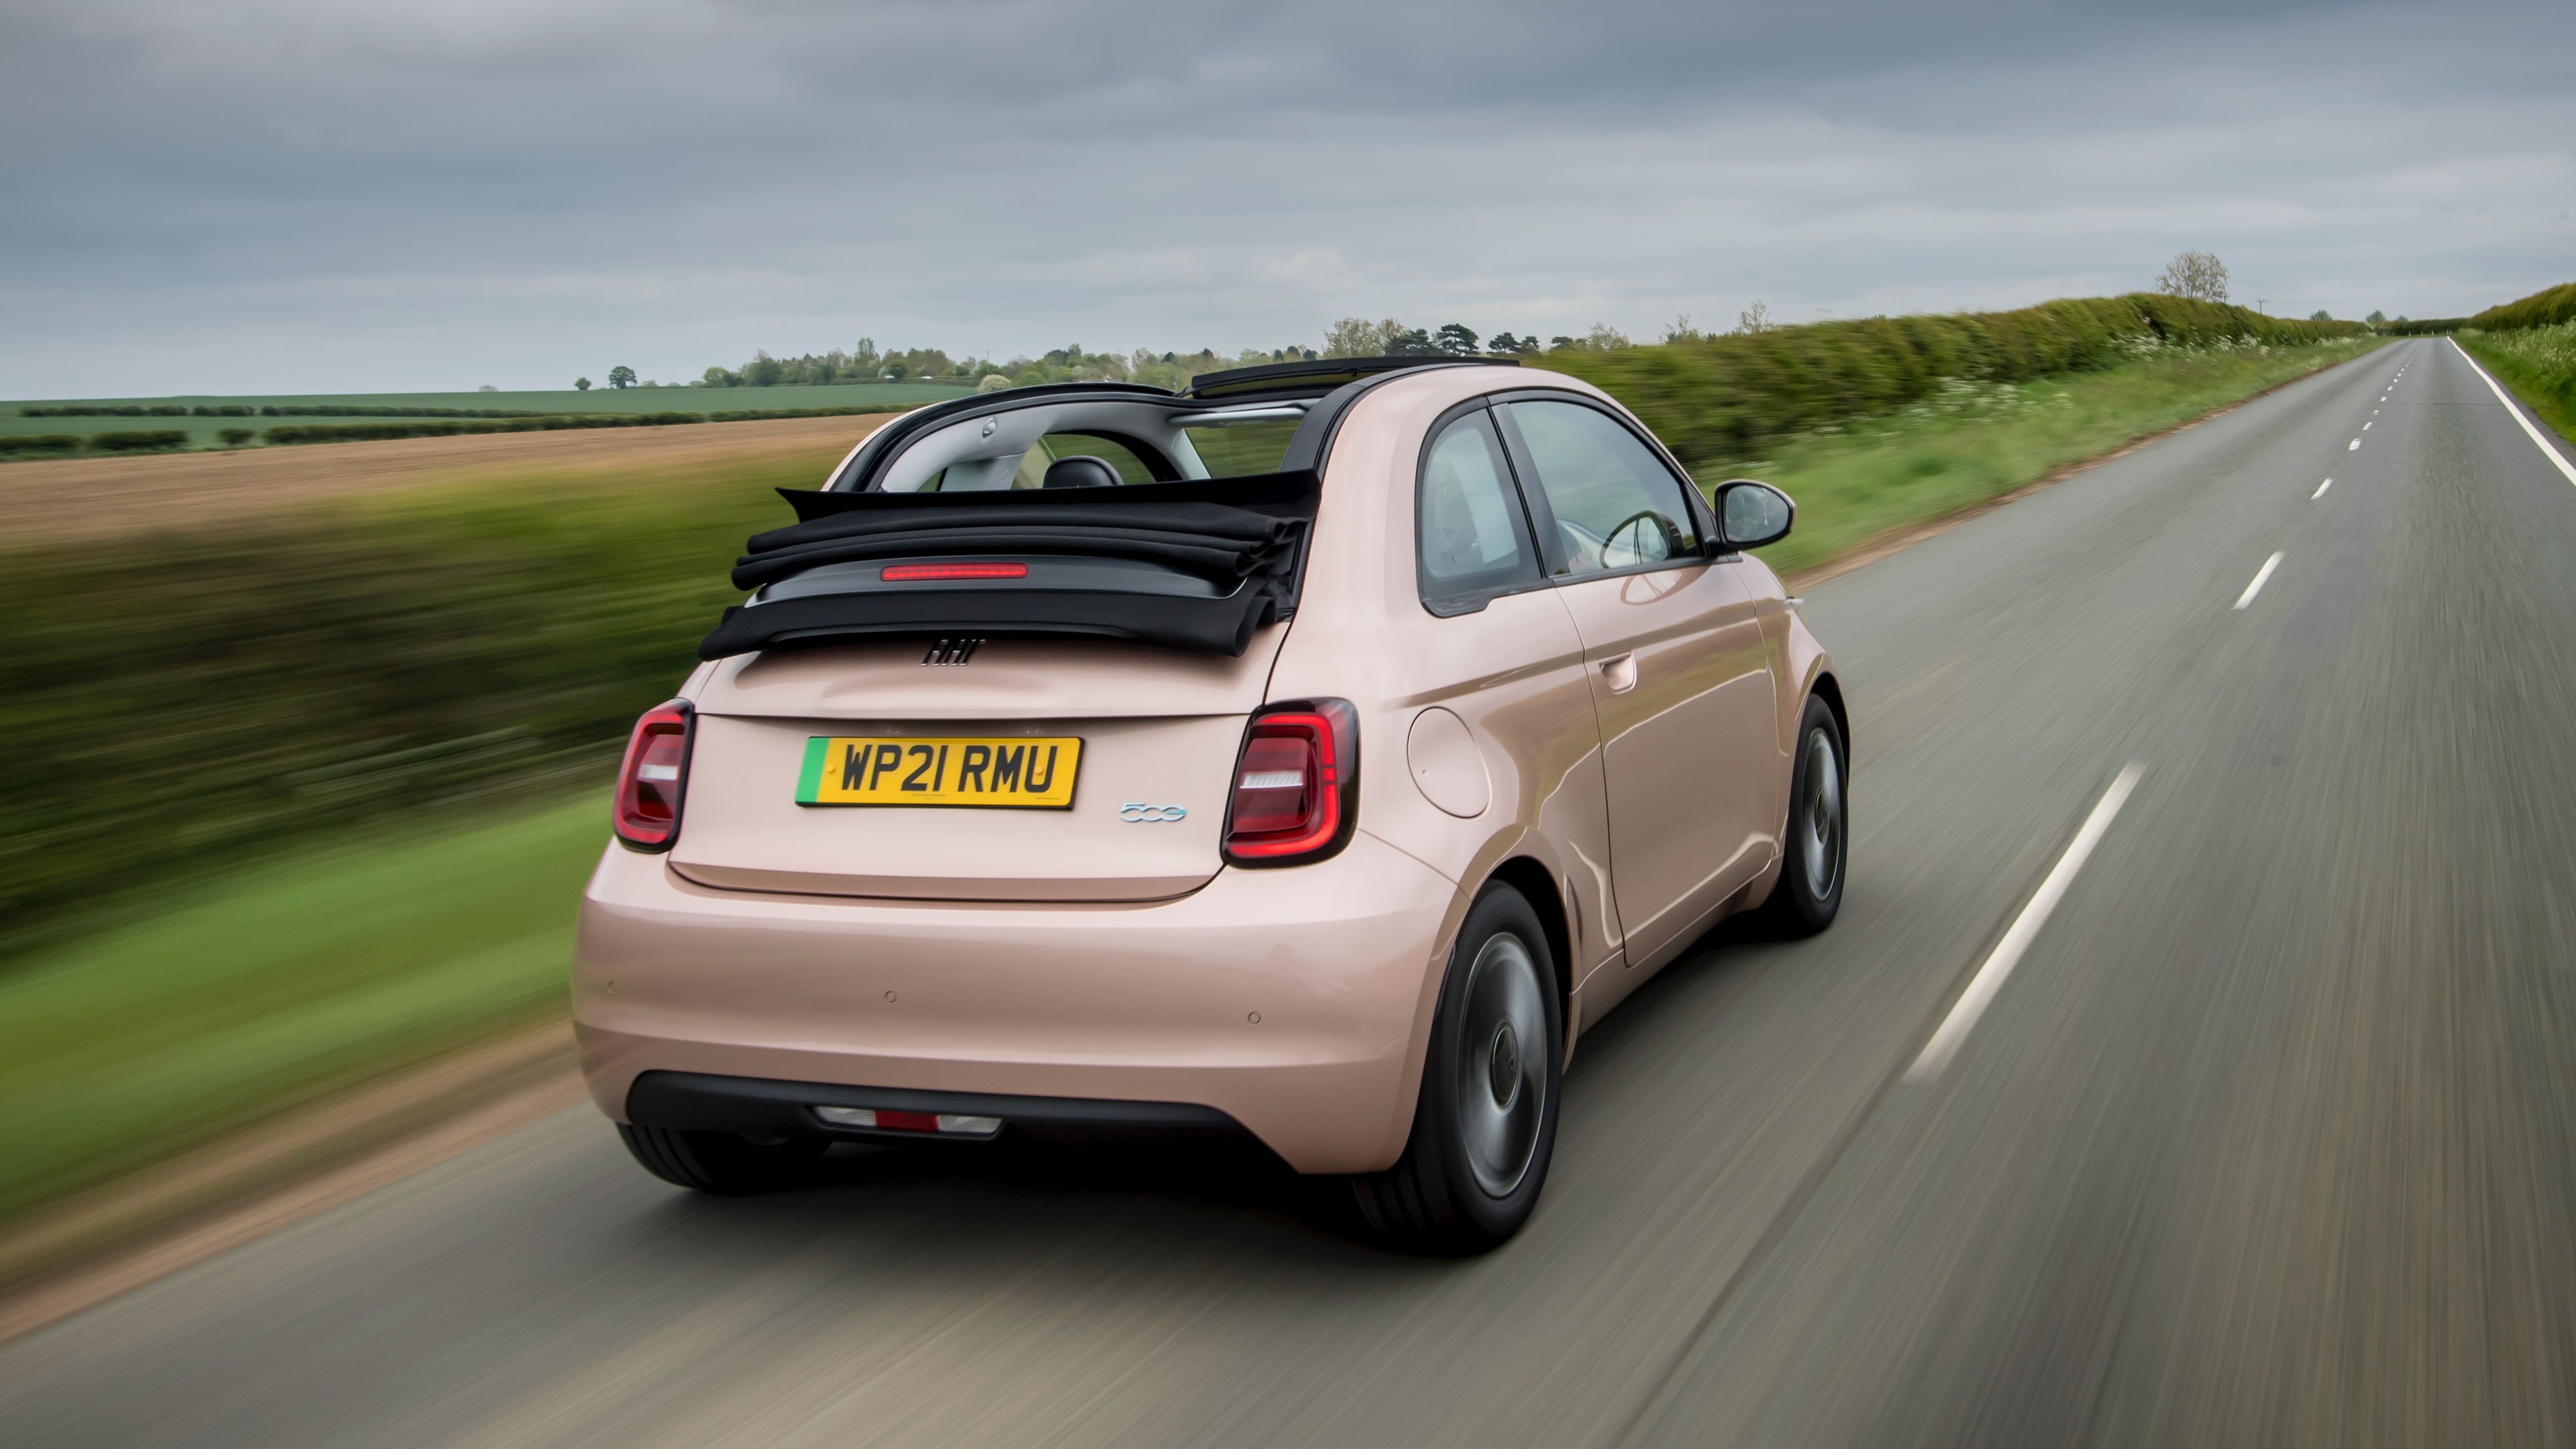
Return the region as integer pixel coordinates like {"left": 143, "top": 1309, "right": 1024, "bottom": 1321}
{"left": 1604, "top": 509, "right": 1672, "bottom": 565}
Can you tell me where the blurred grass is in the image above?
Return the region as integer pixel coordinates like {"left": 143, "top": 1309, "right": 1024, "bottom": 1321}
{"left": 0, "top": 793, "right": 603, "bottom": 1226}
{"left": 1738, "top": 336, "right": 2387, "bottom": 575}
{"left": 0, "top": 448, "right": 815, "bottom": 956}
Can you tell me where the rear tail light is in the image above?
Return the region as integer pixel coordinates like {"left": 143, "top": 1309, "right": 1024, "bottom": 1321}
{"left": 1222, "top": 699, "right": 1360, "bottom": 866}
{"left": 612, "top": 699, "right": 693, "bottom": 850}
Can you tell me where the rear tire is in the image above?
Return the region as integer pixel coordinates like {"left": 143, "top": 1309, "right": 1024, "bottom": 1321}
{"left": 1761, "top": 693, "right": 1847, "bottom": 935}
{"left": 1351, "top": 884, "right": 1561, "bottom": 1255}
{"left": 617, "top": 1123, "right": 829, "bottom": 1195}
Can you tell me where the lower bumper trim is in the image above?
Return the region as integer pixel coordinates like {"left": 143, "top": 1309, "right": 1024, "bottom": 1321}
{"left": 626, "top": 1070, "right": 1247, "bottom": 1146}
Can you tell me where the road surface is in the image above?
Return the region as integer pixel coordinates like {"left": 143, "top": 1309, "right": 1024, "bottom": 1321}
{"left": 8, "top": 338, "right": 2573, "bottom": 1447}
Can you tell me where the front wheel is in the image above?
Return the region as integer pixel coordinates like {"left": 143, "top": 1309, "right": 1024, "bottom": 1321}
{"left": 1351, "top": 884, "right": 1562, "bottom": 1255}
{"left": 1762, "top": 693, "right": 1847, "bottom": 935}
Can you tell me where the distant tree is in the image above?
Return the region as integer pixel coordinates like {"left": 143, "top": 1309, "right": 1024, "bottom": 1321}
{"left": 1385, "top": 327, "right": 1439, "bottom": 355}
{"left": 2393, "top": 315, "right": 2409, "bottom": 324}
{"left": 976, "top": 374, "right": 1012, "bottom": 394}
{"left": 2155, "top": 251, "right": 2229, "bottom": 303}
{"left": 1433, "top": 323, "right": 1480, "bottom": 356}
{"left": 573, "top": 376, "right": 592, "bottom": 391}
{"left": 743, "top": 351, "right": 785, "bottom": 387}
{"left": 2365, "top": 310, "right": 2387, "bottom": 326}
{"left": 2309, "top": 310, "right": 2332, "bottom": 322}
{"left": 216, "top": 427, "right": 254, "bottom": 447}
{"left": 478, "top": 384, "right": 499, "bottom": 392}
{"left": 1662, "top": 314, "right": 1707, "bottom": 344}
{"left": 1485, "top": 331, "right": 1521, "bottom": 354}
{"left": 1584, "top": 322, "right": 1632, "bottom": 351}
{"left": 607, "top": 365, "right": 637, "bottom": 390}
{"left": 1548, "top": 335, "right": 1580, "bottom": 352}
{"left": 1324, "top": 317, "right": 1406, "bottom": 358}
{"left": 883, "top": 359, "right": 909, "bottom": 381}
{"left": 1735, "top": 302, "right": 1775, "bottom": 335}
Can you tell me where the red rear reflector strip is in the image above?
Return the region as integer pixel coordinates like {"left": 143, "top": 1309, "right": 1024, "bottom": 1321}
{"left": 881, "top": 561, "right": 1028, "bottom": 581}
{"left": 812, "top": 1105, "right": 1005, "bottom": 1137}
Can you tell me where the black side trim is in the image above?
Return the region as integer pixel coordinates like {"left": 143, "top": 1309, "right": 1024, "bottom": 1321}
{"left": 626, "top": 1070, "right": 1245, "bottom": 1143}
{"left": 1186, "top": 354, "right": 1520, "bottom": 399}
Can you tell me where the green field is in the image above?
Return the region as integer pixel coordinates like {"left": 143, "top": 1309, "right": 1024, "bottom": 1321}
{"left": 0, "top": 380, "right": 972, "bottom": 451}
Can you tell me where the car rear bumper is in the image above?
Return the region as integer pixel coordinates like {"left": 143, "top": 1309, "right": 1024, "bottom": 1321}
{"left": 574, "top": 829, "right": 1460, "bottom": 1174}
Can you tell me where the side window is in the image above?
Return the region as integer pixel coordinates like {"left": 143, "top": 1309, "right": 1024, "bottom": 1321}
{"left": 1416, "top": 408, "right": 1540, "bottom": 611}
{"left": 1501, "top": 399, "right": 1698, "bottom": 577}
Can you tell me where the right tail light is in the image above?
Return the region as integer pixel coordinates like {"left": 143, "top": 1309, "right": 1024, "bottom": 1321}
{"left": 612, "top": 699, "right": 694, "bottom": 851}
{"left": 1222, "top": 699, "right": 1360, "bottom": 867}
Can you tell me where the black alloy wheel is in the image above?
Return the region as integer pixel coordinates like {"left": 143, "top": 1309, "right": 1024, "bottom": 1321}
{"left": 1351, "top": 883, "right": 1562, "bottom": 1255}
{"left": 1763, "top": 692, "right": 1846, "bottom": 934}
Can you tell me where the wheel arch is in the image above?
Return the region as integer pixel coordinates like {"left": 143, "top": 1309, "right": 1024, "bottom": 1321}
{"left": 1482, "top": 855, "right": 1575, "bottom": 1039}
{"left": 1808, "top": 669, "right": 1850, "bottom": 761}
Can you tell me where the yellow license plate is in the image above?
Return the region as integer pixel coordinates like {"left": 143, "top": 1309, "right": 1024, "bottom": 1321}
{"left": 795, "top": 736, "right": 1082, "bottom": 808}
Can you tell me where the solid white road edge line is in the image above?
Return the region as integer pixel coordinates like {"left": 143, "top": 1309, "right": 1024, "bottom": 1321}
{"left": 2313, "top": 477, "right": 2333, "bottom": 499}
{"left": 2450, "top": 338, "right": 2576, "bottom": 487}
{"left": 2235, "top": 552, "right": 2285, "bottom": 609}
{"left": 1907, "top": 762, "right": 2145, "bottom": 1082}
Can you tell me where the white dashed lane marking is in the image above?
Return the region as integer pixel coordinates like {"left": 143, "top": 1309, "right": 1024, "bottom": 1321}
{"left": 2313, "top": 477, "right": 2333, "bottom": 499}
{"left": 1908, "top": 764, "right": 2146, "bottom": 1082}
{"left": 2235, "top": 552, "right": 2284, "bottom": 610}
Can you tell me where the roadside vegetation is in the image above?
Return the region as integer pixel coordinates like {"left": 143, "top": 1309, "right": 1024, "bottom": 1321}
{"left": 2458, "top": 322, "right": 2576, "bottom": 441}
{"left": 0, "top": 290, "right": 2386, "bottom": 1244}
{"left": 1738, "top": 334, "right": 2385, "bottom": 574}
{"left": 2444, "top": 280, "right": 2576, "bottom": 442}
{"left": 0, "top": 796, "right": 601, "bottom": 1226}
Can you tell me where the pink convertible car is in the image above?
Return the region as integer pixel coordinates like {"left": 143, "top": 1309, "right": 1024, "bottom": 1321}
{"left": 578, "top": 355, "right": 1847, "bottom": 1252}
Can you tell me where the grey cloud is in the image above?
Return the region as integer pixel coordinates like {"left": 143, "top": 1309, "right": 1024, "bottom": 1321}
{"left": 0, "top": 0, "right": 2568, "bottom": 395}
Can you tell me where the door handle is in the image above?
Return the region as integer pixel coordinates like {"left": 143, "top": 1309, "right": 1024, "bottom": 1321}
{"left": 1600, "top": 653, "right": 1638, "bottom": 694}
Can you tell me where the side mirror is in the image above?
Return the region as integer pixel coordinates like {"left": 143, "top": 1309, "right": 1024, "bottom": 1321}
{"left": 1714, "top": 480, "right": 1794, "bottom": 550}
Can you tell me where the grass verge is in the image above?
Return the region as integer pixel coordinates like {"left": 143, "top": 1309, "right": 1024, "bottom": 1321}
{"left": 1735, "top": 335, "right": 2388, "bottom": 576}
{"left": 2456, "top": 323, "right": 2576, "bottom": 444}
{"left": 0, "top": 795, "right": 604, "bottom": 1229}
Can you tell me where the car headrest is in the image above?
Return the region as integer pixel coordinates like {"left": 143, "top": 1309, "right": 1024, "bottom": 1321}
{"left": 1040, "top": 455, "right": 1122, "bottom": 489}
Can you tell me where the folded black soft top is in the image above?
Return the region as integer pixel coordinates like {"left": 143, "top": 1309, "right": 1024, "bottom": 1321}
{"left": 697, "top": 471, "right": 1320, "bottom": 660}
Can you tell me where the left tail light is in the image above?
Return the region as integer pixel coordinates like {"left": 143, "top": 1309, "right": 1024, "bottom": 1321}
{"left": 1222, "top": 699, "right": 1360, "bottom": 867}
{"left": 613, "top": 699, "right": 694, "bottom": 851}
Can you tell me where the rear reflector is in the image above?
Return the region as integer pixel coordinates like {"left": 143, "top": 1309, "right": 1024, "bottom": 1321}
{"left": 881, "top": 561, "right": 1028, "bottom": 581}
{"left": 612, "top": 700, "right": 693, "bottom": 851}
{"left": 813, "top": 1105, "right": 1004, "bottom": 1138}
{"left": 1223, "top": 699, "right": 1361, "bottom": 866}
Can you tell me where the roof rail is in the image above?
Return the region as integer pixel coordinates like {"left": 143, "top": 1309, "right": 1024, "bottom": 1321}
{"left": 1184, "top": 355, "right": 1520, "bottom": 400}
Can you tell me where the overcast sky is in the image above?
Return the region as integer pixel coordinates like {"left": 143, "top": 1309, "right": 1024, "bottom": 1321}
{"left": 2, "top": 0, "right": 2570, "bottom": 398}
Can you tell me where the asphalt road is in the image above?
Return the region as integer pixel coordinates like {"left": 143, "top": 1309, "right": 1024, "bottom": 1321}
{"left": 9, "top": 338, "right": 2573, "bottom": 1448}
